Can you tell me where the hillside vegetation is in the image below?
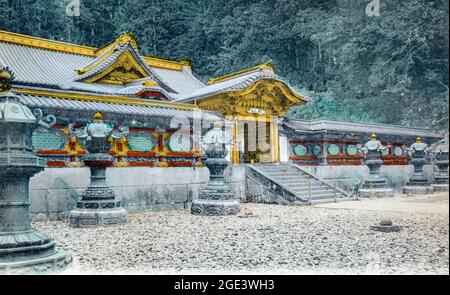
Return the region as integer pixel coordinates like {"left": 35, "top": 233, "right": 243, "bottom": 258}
{"left": 1, "top": 0, "right": 448, "bottom": 130}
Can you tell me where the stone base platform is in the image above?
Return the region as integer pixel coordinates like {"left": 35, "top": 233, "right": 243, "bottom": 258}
{"left": 402, "top": 186, "right": 434, "bottom": 195}
{"left": 358, "top": 188, "right": 394, "bottom": 198}
{"left": 69, "top": 208, "right": 127, "bottom": 228}
{"left": 0, "top": 249, "right": 72, "bottom": 274}
{"left": 191, "top": 199, "right": 240, "bottom": 216}
{"left": 431, "top": 184, "right": 449, "bottom": 192}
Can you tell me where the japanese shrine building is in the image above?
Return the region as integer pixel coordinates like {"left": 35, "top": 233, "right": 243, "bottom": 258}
{"left": 0, "top": 30, "right": 309, "bottom": 168}
{"left": 0, "top": 29, "right": 444, "bottom": 220}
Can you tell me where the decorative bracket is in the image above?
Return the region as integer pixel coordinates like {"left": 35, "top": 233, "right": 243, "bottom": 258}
{"left": 33, "top": 108, "right": 56, "bottom": 129}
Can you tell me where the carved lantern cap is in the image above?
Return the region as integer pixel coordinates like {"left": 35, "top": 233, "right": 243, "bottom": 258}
{"left": 410, "top": 136, "right": 428, "bottom": 151}
{"left": 203, "top": 121, "right": 233, "bottom": 146}
{"left": 0, "top": 92, "right": 37, "bottom": 124}
{"left": 0, "top": 66, "right": 14, "bottom": 92}
{"left": 434, "top": 139, "right": 449, "bottom": 153}
{"left": 92, "top": 112, "right": 104, "bottom": 121}
{"left": 366, "top": 134, "right": 384, "bottom": 150}
{"left": 0, "top": 67, "right": 37, "bottom": 123}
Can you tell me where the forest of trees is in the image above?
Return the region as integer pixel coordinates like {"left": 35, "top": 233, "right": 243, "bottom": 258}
{"left": 0, "top": 0, "right": 448, "bottom": 131}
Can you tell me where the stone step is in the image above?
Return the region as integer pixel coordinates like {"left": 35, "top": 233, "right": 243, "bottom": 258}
{"left": 299, "top": 193, "right": 343, "bottom": 201}
{"left": 266, "top": 172, "right": 312, "bottom": 178}
{"left": 264, "top": 171, "right": 303, "bottom": 176}
{"left": 294, "top": 190, "right": 336, "bottom": 197}
{"left": 268, "top": 174, "right": 309, "bottom": 179}
{"left": 286, "top": 184, "right": 327, "bottom": 190}
{"left": 275, "top": 179, "right": 319, "bottom": 185}
{"left": 309, "top": 196, "right": 357, "bottom": 204}
{"left": 309, "top": 198, "right": 338, "bottom": 204}
{"left": 271, "top": 177, "right": 312, "bottom": 183}
{"left": 261, "top": 171, "right": 300, "bottom": 176}
{"left": 249, "top": 164, "right": 352, "bottom": 206}
{"left": 257, "top": 167, "right": 297, "bottom": 172}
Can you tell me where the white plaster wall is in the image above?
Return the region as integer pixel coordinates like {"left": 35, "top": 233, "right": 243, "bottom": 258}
{"left": 279, "top": 135, "right": 289, "bottom": 163}
{"left": 29, "top": 166, "right": 242, "bottom": 221}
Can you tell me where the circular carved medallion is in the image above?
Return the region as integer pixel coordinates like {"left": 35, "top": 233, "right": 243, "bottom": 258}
{"left": 311, "top": 144, "right": 322, "bottom": 156}
{"left": 346, "top": 144, "right": 358, "bottom": 156}
{"left": 293, "top": 144, "right": 307, "bottom": 156}
{"left": 327, "top": 144, "right": 340, "bottom": 155}
{"left": 169, "top": 133, "right": 191, "bottom": 152}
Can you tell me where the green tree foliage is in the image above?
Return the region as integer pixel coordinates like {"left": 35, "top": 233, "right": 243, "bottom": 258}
{"left": 0, "top": 0, "right": 448, "bottom": 130}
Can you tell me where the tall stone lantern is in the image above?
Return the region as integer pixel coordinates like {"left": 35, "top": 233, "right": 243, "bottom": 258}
{"left": 0, "top": 68, "right": 71, "bottom": 273}
{"left": 191, "top": 122, "right": 240, "bottom": 216}
{"left": 402, "top": 137, "right": 433, "bottom": 194}
{"left": 431, "top": 139, "right": 449, "bottom": 192}
{"left": 358, "top": 134, "right": 394, "bottom": 198}
{"left": 68, "top": 112, "right": 129, "bottom": 228}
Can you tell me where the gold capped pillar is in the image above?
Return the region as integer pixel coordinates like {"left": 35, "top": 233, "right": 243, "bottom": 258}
{"left": 270, "top": 116, "right": 280, "bottom": 163}
{"left": 231, "top": 117, "right": 240, "bottom": 165}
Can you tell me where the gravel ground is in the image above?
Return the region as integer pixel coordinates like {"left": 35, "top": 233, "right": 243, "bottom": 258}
{"left": 34, "top": 195, "right": 449, "bottom": 275}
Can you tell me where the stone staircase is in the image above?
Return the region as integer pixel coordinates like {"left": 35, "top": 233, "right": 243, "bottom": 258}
{"left": 246, "top": 163, "right": 355, "bottom": 205}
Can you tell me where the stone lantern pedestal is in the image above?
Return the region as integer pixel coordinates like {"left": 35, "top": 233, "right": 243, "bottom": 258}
{"left": 358, "top": 134, "right": 394, "bottom": 198}
{"left": 0, "top": 81, "right": 71, "bottom": 273}
{"left": 191, "top": 123, "right": 239, "bottom": 216}
{"left": 68, "top": 112, "right": 128, "bottom": 228}
{"left": 69, "top": 153, "right": 128, "bottom": 228}
{"left": 431, "top": 141, "right": 449, "bottom": 192}
{"left": 402, "top": 138, "right": 433, "bottom": 194}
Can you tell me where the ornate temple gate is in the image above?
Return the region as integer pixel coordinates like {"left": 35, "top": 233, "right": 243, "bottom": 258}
{"left": 196, "top": 75, "right": 308, "bottom": 165}
{"left": 229, "top": 115, "right": 280, "bottom": 164}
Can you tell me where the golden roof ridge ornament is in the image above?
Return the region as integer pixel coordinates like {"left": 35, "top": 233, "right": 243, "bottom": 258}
{"left": 208, "top": 60, "right": 276, "bottom": 85}
{"left": 95, "top": 32, "right": 139, "bottom": 56}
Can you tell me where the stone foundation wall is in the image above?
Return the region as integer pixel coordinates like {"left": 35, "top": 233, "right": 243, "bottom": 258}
{"left": 29, "top": 164, "right": 433, "bottom": 221}
{"left": 29, "top": 166, "right": 247, "bottom": 221}
{"left": 301, "top": 165, "right": 435, "bottom": 192}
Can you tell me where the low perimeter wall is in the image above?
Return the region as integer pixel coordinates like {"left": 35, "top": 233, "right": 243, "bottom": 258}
{"left": 301, "top": 165, "right": 435, "bottom": 192}
{"left": 29, "top": 164, "right": 432, "bottom": 221}
{"left": 29, "top": 165, "right": 246, "bottom": 221}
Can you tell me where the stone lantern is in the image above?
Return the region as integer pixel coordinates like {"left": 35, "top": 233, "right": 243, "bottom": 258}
{"left": 191, "top": 121, "right": 240, "bottom": 216}
{"left": 402, "top": 137, "right": 433, "bottom": 194}
{"left": 0, "top": 68, "right": 71, "bottom": 273}
{"left": 431, "top": 139, "right": 448, "bottom": 192}
{"left": 358, "top": 134, "right": 394, "bottom": 198}
{"left": 68, "top": 112, "right": 129, "bottom": 228}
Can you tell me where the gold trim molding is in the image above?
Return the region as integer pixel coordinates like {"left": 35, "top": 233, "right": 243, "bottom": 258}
{"left": 0, "top": 30, "right": 96, "bottom": 56}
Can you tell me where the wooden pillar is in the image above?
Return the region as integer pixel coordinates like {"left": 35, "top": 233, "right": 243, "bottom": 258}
{"left": 270, "top": 116, "right": 280, "bottom": 163}
{"left": 231, "top": 118, "right": 240, "bottom": 165}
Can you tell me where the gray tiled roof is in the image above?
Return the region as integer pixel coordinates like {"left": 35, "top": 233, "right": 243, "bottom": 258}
{"left": 0, "top": 38, "right": 305, "bottom": 103}
{"left": 152, "top": 67, "right": 205, "bottom": 94}
{"left": 176, "top": 69, "right": 311, "bottom": 102}
{"left": 0, "top": 42, "right": 91, "bottom": 86}
{"left": 0, "top": 41, "right": 204, "bottom": 97}
{"left": 17, "top": 93, "right": 220, "bottom": 121}
{"left": 284, "top": 119, "right": 442, "bottom": 139}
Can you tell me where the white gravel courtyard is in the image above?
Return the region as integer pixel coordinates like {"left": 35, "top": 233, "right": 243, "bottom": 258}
{"left": 34, "top": 193, "right": 449, "bottom": 275}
